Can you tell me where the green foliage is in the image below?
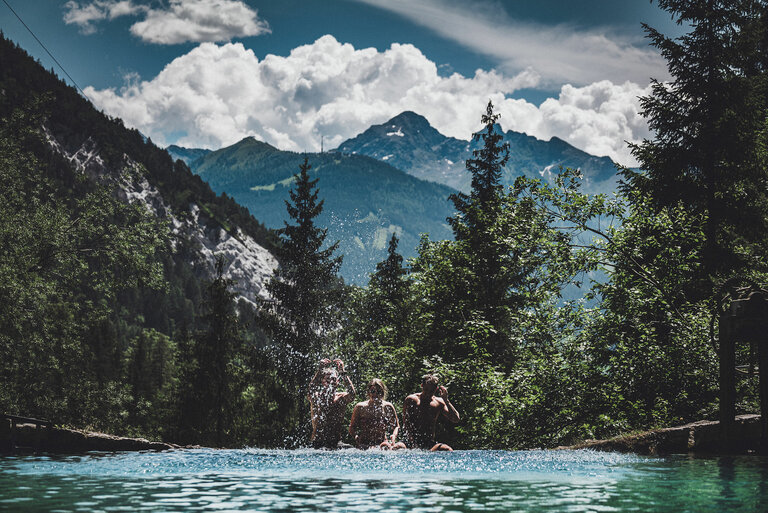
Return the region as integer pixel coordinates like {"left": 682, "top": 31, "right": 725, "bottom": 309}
{"left": 574, "top": 0, "right": 768, "bottom": 433}
{"left": 632, "top": 0, "right": 768, "bottom": 284}
{"left": 0, "top": 101, "right": 166, "bottom": 432}
{"left": 0, "top": 34, "right": 286, "bottom": 447}
{"left": 179, "top": 258, "right": 245, "bottom": 446}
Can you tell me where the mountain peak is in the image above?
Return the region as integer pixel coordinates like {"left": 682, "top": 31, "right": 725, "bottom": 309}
{"left": 236, "top": 135, "right": 273, "bottom": 147}
{"left": 387, "top": 110, "right": 430, "bottom": 126}
{"left": 379, "top": 111, "right": 441, "bottom": 138}
{"left": 228, "top": 136, "right": 279, "bottom": 154}
{"left": 335, "top": 111, "right": 618, "bottom": 193}
{"left": 334, "top": 111, "right": 445, "bottom": 159}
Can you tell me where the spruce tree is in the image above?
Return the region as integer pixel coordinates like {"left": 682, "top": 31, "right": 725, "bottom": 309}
{"left": 183, "top": 257, "right": 242, "bottom": 446}
{"left": 367, "top": 233, "right": 410, "bottom": 339}
{"left": 630, "top": 0, "right": 768, "bottom": 288}
{"left": 264, "top": 158, "right": 343, "bottom": 374}
{"left": 447, "top": 101, "right": 511, "bottom": 348}
{"left": 370, "top": 233, "right": 408, "bottom": 304}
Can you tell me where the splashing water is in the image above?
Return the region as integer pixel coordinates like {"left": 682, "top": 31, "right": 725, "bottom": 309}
{"left": 2, "top": 449, "right": 768, "bottom": 512}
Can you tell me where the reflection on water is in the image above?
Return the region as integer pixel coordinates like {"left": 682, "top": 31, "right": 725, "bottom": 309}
{"left": 1, "top": 449, "right": 768, "bottom": 512}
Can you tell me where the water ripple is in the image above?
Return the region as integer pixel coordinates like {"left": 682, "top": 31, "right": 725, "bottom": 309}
{"left": 1, "top": 449, "right": 767, "bottom": 512}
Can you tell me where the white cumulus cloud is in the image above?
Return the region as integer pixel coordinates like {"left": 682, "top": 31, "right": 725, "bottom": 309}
{"left": 84, "top": 36, "right": 649, "bottom": 166}
{"left": 63, "top": 0, "right": 270, "bottom": 44}
{"left": 497, "top": 81, "right": 652, "bottom": 166}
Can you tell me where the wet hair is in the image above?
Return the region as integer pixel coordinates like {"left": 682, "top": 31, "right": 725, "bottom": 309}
{"left": 367, "top": 378, "right": 388, "bottom": 400}
{"left": 421, "top": 374, "right": 439, "bottom": 388}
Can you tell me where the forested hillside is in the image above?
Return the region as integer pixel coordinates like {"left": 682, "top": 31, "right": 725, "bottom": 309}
{"left": 190, "top": 136, "right": 456, "bottom": 283}
{"left": 0, "top": 34, "right": 284, "bottom": 445}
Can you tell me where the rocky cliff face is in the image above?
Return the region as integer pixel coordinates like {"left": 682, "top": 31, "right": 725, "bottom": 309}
{"left": 46, "top": 130, "right": 277, "bottom": 306}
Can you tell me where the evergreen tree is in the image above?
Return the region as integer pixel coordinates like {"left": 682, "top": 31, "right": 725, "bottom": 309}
{"left": 263, "top": 158, "right": 343, "bottom": 376}
{"left": 366, "top": 233, "right": 410, "bottom": 342}
{"left": 370, "top": 234, "right": 408, "bottom": 309}
{"left": 630, "top": 0, "right": 768, "bottom": 289}
{"left": 447, "top": 101, "right": 510, "bottom": 344}
{"left": 580, "top": 0, "right": 768, "bottom": 430}
{"left": 182, "top": 257, "right": 243, "bottom": 446}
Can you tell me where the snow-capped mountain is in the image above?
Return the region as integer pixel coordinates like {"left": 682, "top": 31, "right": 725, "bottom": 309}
{"left": 335, "top": 111, "right": 619, "bottom": 193}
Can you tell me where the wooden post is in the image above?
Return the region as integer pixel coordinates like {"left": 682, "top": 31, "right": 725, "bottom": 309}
{"left": 34, "top": 422, "right": 43, "bottom": 452}
{"left": 0, "top": 417, "right": 11, "bottom": 452}
{"left": 759, "top": 340, "right": 768, "bottom": 453}
{"left": 719, "top": 315, "right": 736, "bottom": 441}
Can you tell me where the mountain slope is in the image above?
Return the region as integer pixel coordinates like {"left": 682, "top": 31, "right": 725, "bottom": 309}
{"left": 335, "top": 111, "right": 618, "bottom": 193}
{"left": 166, "top": 144, "right": 212, "bottom": 165}
{"left": 0, "top": 35, "right": 278, "bottom": 307}
{"left": 190, "top": 137, "right": 457, "bottom": 284}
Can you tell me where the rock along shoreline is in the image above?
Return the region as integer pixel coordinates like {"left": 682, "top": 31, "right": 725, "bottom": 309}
{"left": 2, "top": 422, "right": 198, "bottom": 454}
{"left": 3, "top": 415, "right": 763, "bottom": 455}
{"left": 558, "top": 414, "right": 762, "bottom": 455}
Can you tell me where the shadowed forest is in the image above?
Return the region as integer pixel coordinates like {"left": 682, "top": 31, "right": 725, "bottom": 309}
{"left": 3, "top": 1, "right": 768, "bottom": 450}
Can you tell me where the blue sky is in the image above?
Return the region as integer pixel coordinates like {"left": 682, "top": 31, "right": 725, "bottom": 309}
{"left": 1, "top": 1, "right": 684, "bottom": 165}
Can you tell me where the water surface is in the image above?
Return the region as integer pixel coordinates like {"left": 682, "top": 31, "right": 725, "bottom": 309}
{"left": 1, "top": 449, "right": 767, "bottom": 512}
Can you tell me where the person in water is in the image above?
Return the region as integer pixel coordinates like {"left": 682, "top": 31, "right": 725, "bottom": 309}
{"left": 349, "top": 378, "right": 407, "bottom": 450}
{"left": 402, "top": 374, "right": 460, "bottom": 451}
{"left": 308, "top": 358, "right": 356, "bottom": 449}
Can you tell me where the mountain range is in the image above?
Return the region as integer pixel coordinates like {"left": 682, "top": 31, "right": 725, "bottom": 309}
{"left": 167, "top": 111, "right": 616, "bottom": 284}
{"left": 334, "top": 111, "right": 619, "bottom": 193}
{"left": 171, "top": 111, "right": 619, "bottom": 283}
{"left": 187, "top": 137, "right": 456, "bottom": 284}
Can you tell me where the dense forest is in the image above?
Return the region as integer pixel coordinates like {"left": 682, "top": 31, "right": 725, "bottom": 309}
{"left": 3, "top": 0, "right": 768, "bottom": 450}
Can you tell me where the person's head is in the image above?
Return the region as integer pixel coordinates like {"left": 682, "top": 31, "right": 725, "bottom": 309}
{"left": 421, "top": 374, "right": 439, "bottom": 396}
{"left": 367, "top": 378, "right": 387, "bottom": 401}
{"left": 320, "top": 368, "right": 338, "bottom": 389}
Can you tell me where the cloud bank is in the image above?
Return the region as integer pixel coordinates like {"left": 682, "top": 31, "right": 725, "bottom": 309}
{"left": 85, "top": 36, "right": 650, "bottom": 166}
{"left": 63, "top": 0, "right": 270, "bottom": 43}
{"left": 357, "top": 0, "right": 667, "bottom": 86}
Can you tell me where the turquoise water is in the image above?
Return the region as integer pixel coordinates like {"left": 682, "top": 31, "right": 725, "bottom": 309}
{"left": 1, "top": 449, "right": 767, "bottom": 512}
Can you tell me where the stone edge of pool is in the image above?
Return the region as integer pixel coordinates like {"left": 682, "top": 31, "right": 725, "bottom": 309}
{"left": 2, "top": 414, "right": 762, "bottom": 456}
{"left": 557, "top": 414, "right": 761, "bottom": 456}
{"left": 2, "top": 423, "right": 199, "bottom": 454}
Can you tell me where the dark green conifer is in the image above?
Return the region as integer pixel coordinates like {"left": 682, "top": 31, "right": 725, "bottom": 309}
{"left": 367, "top": 233, "right": 410, "bottom": 338}
{"left": 264, "top": 158, "right": 343, "bottom": 372}
{"left": 182, "top": 257, "right": 243, "bottom": 446}
{"left": 447, "top": 101, "right": 512, "bottom": 353}
{"left": 629, "top": 0, "right": 768, "bottom": 288}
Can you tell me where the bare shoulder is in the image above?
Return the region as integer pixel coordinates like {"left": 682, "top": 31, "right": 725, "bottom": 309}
{"left": 405, "top": 393, "right": 419, "bottom": 403}
{"left": 353, "top": 400, "right": 366, "bottom": 409}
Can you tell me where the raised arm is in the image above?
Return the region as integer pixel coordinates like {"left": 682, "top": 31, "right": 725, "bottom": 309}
{"left": 334, "top": 359, "right": 356, "bottom": 403}
{"left": 437, "top": 386, "right": 460, "bottom": 423}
